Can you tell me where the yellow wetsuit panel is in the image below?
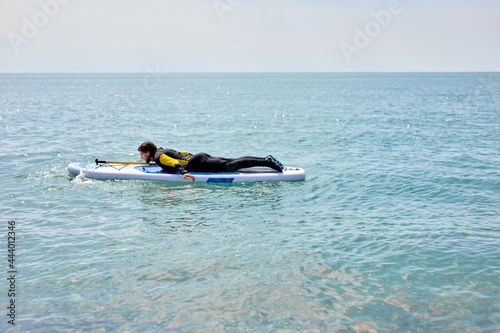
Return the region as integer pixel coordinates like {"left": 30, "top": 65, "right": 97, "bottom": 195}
{"left": 159, "top": 154, "right": 189, "bottom": 168}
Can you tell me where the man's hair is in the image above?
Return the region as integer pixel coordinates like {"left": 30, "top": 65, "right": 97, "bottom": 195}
{"left": 138, "top": 141, "right": 157, "bottom": 157}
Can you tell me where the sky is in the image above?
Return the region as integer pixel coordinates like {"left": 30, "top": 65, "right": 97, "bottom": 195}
{"left": 1, "top": 0, "right": 499, "bottom": 72}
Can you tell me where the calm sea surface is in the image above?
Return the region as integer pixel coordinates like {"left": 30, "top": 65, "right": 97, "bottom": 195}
{"left": 1, "top": 73, "right": 499, "bottom": 332}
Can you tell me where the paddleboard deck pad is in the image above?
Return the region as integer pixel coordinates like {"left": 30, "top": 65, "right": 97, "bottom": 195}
{"left": 68, "top": 162, "right": 305, "bottom": 183}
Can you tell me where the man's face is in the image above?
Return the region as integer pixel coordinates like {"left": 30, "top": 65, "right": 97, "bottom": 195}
{"left": 140, "top": 151, "right": 150, "bottom": 162}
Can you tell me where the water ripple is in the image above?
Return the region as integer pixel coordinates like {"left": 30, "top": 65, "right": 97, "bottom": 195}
{"left": 1, "top": 73, "right": 499, "bottom": 332}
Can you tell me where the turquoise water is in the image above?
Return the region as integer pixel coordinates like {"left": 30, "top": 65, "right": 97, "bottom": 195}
{"left": 1, "top": 73, "right": 499, "bottom": 332}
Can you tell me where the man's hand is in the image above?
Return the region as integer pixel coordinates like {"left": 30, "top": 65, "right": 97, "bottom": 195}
{"left": 183, "top": 173, "right": 196, "bottom": 181}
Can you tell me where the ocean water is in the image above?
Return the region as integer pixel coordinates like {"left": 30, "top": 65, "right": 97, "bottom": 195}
{"left": 1, "top": 73, "right": 499, "bottom": 332}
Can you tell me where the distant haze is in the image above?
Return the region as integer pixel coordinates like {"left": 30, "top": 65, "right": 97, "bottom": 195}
{"left": 2, "top": 0, "right": 499, "bottom": 72}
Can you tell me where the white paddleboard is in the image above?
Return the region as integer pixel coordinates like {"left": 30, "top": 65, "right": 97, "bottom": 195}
{"left": 68, "top": 162, "right": 305, "bottom": 183}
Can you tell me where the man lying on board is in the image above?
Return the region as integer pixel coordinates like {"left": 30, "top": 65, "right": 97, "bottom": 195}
{"left": 138, "top": 141, "right": 284, "bottom": 181}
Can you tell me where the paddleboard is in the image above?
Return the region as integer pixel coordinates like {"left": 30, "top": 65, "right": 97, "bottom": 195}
{"left": 67, "top": 162, "right": 305, "bottom": 183}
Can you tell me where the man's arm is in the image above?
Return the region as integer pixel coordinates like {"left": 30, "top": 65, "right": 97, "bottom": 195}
{"left": 157, "top": 153, "right": 194, "bottom": 180}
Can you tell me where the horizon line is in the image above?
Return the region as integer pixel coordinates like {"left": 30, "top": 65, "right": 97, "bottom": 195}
{"left": 1, "top": 71, "right": 499, "bottom": 75}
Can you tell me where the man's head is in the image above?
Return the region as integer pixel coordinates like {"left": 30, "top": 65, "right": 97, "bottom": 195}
{"left": 138, "top": 141, "right": 157, "bottom": 163}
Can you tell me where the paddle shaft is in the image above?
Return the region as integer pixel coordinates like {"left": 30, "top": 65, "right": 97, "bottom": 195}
{"left": 95, "top": 159, "right": 156, "bottom": 165}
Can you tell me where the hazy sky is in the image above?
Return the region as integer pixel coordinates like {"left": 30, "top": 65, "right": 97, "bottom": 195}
{"left": 1, "top": 0, "right": 499, "bottom": 72}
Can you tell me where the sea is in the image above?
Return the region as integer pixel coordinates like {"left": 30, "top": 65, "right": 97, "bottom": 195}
{"left": 1, "top": 73, "right": 499, "bottom": 332}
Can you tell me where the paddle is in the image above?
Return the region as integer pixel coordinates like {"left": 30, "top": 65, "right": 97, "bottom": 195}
{"left": 95, "top": 159, "right": 156, "bottom": 165}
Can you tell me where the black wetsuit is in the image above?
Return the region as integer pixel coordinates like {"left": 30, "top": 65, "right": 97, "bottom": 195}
{"left": 154, "top": 148, "right": 281, "bottom": 174}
